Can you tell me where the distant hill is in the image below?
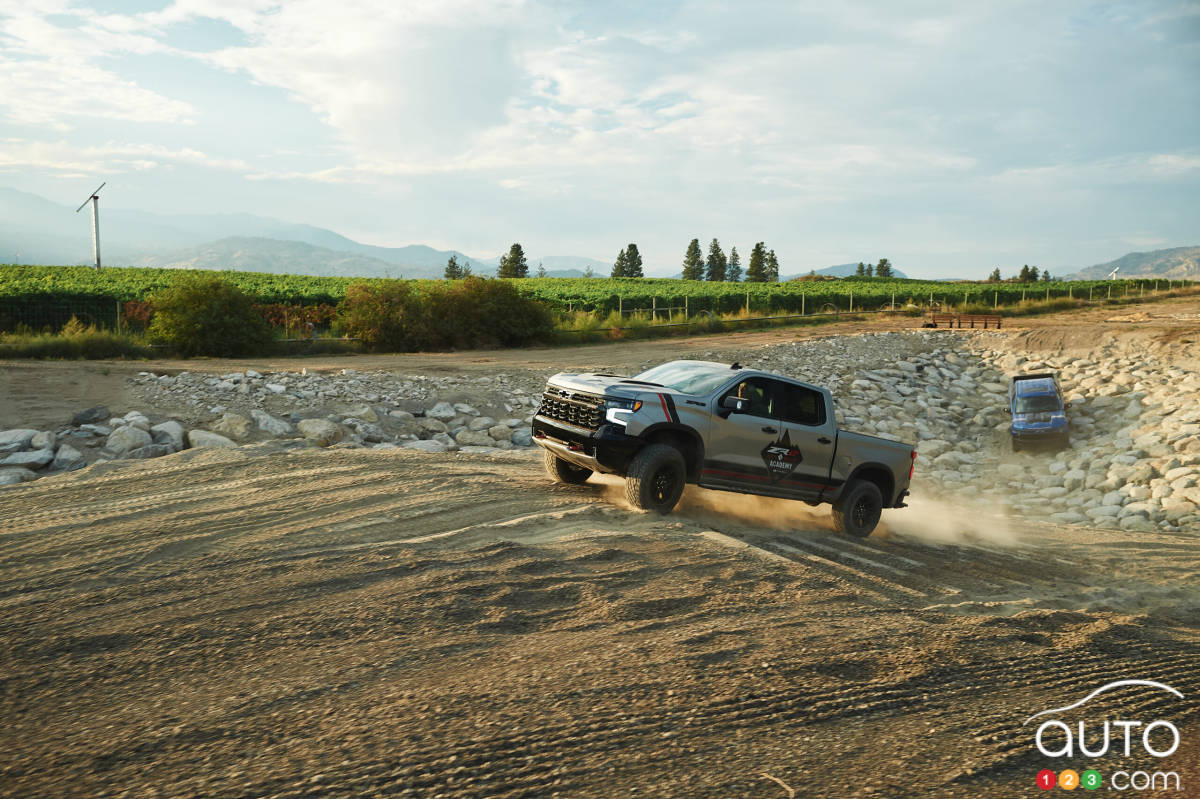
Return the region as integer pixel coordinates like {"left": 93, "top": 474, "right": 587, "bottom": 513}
{"left": 1066, "top": 246, "right": 1200, "bottom": 280}
{"left": 132, "top": 237, "right": 435, "bottom": 278}
{"left": 782, "top": 262, "right": 909, "bottom": 280}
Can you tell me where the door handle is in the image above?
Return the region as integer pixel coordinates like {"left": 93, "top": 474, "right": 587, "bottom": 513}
{"left": 762, "top": 426, "right": 777, "bottom": 434}
{"left": 817, "top": 437, "right": 832, "bottom": 444}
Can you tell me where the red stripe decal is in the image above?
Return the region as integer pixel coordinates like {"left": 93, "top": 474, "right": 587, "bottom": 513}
{"left": 657, "top": 393, "right": 670, "bottom": 421}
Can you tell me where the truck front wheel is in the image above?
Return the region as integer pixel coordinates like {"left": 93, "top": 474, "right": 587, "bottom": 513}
{"left": 544, "top": 450, "right": 593, "bottom": 484}
{"left": 831, "top": 479, "right": 883, "bottom": 538}
{"left": 624, "top": 444, "right": 686, "bottom": 514}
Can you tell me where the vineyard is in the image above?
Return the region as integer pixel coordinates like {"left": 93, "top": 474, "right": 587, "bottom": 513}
{"left": 0, "top": 264, "right": 1193, "bottom": 333}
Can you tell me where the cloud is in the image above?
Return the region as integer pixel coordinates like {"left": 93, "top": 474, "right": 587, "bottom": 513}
{"left": 0, "top": 138, "right": 250, "bottom": 174}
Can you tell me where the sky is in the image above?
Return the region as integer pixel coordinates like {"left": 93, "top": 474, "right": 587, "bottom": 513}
{"left": 0, "top": 0, "right": 1197, "bottom": 279}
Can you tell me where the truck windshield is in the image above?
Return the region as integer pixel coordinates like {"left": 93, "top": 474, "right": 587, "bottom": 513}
{"left": 1014, "top": 395, "right": 1061, "bottom": 413}
{"left": 632, "top": 362, "right": 733, "bottom": 395}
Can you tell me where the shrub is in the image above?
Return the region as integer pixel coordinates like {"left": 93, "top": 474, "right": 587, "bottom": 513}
{"left": 0, "top": 325, "right": 154, "bottom": 359}
{"left": 148, "top": 276, "right": 275, "bottom": 357}
{"left": 335, "top": 281, "right": 425, "bottom": 351}
{"left": 336, "top": 277, "right": 554, "bottom": 352}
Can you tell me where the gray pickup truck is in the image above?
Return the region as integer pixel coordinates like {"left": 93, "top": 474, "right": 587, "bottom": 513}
{"left": 532, "top": 360, "right": 916, "bottom": 537}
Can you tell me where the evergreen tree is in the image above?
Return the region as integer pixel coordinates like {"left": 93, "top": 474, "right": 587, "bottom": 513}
{"left": 624, "top": 243, "right": 644, "bottom": 277}
{"left": 766, "top": 249, "right": 780, "bottom": 282}
{"left": 726, "top": 246, "right": 742, "bottom": 282}
{"left": 745, "top": 242, "right": 767, "bottom": 282}
{"left": 583, "top": 265, "right": 595, "bottom": 278}
{"left": 1041, "top": 270, "right": 1052, "bottom": 282}
{"left": 1029, "top": 266, "right": 1040, "bottom": 282}
{"left": 855, "top": 262, "right": 865, "bottom": 277}
{"left": 682, "top": 238, "right": 704, "bottom": 280}
{"left": 497, "top": 243, "right": 528, "bottom": 278}
{"left": 988, "top": 267, "right": 1001, "bottom": 282}
{"left": 875, "top": 258, "right": 892, "bottom": 278}
{"left": 612, "top": 248, "right": 629, "bottom": 278}
{"left": 444, "top": 254, "right": 462, "bottom": 280}
{"left": 1018, "top": 264, "right": 1031, "bottom": 281}
{"left": 536, "top": 261, "right": 547, "bottom": 278}
{"left": 866, "top": 263, "right": 874, "bottom": 277}
{"left": 705, "top": 238, "right": 727, "bottom": 282}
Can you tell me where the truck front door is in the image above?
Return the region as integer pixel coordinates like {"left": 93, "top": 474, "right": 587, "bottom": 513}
{"left": 702, "top": 377, "right": 810, "bottom": 498}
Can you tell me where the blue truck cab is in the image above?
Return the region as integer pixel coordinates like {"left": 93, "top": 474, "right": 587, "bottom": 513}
{"left": 1007, "top": 373, "right": 1069, "bottom": 451}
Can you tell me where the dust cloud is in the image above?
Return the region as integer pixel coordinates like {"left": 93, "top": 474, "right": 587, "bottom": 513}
{"left": 878, "top": 494, "right": 1020, "bottom": 547}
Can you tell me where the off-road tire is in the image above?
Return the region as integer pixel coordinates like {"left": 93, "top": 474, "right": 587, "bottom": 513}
{"left": 624, "top": 444, "right": 686, "bottom": 514}
{"left": 544, "top": 450, "right": 592, "bottom": 484}
{"left": 831, "top": 478, "right": 883, "bottom": 538}
{"left": 1011, "top": 438, "right": 1021, "bottom": 453}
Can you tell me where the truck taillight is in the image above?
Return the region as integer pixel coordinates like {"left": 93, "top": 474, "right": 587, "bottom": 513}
{"left": 909, "top": 450, "right": 917, "bottom": 479}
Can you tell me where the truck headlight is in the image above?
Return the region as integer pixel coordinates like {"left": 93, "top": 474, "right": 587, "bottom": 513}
{"left": 604, "top": 397, "right": 642, "bottom": 425}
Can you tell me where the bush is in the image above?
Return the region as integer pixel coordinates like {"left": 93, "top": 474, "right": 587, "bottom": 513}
{"left": 0, "top": 318, "right": 154, "bottom": 359}
{"left": 148, "top": 276, "right": 275, "bottom": 357}
{"left": 336, "top": 277, "right": 555, "bottom": 352}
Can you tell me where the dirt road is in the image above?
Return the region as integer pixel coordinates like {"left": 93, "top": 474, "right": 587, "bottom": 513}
{"left": 2, "top": 443, "right": 1197, "bottom": 797}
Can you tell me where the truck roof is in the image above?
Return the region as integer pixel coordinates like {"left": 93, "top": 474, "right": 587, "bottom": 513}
{"left": 1013, "top": 377, "right": 1058, "bottom": 396}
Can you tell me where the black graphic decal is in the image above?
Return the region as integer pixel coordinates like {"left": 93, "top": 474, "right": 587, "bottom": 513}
{"left": 761, "top": 430, "right": 802, "bottom": 482}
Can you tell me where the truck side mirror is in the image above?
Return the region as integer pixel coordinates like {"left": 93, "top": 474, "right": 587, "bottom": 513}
{"left": 721, "top": 395, "right": 747, "bottom": 413}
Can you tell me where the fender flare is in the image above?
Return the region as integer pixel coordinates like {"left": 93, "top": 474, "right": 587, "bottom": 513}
{"left": 636, "top": 422, "right": 706, "bottom": 480}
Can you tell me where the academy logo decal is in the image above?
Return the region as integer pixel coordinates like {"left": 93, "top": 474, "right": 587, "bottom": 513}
{"left": 761, "top": 430, "right": 802, "bottom": 483}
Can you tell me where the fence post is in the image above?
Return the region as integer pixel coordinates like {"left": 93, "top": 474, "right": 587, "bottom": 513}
{"left": 116, "top": 300, "right": 121, "bottom": 332}
{"left": 891, "top": 291, "right": 895, "bottom": 310}
{"left": 929, "top": 290, "right": 933, "bottom": 307}
{"left": 994, "top": 291, "right": 998, "bottom": 308}
{"left": 1069, "top": 286, "right": 1072, "bottom": 300}
{"left": 1046, "top": 286, "right": 1050, "bottom": 301}
{"left": 745, "top": 289, "right": 749, "bottom": 314}
{"left": 652, "top": 295, "right": 657, "bottom": 320}
{"left": 849, "top": 291, "right": 853, "bottom": 312}
{"left": 619, "top": 295, "right": 623, "bottom": 316}
{"left": 1022, "top": 288, "right": 1026, "bottom": 302}
{"left": 684, "top": 295, "right": 688, "bottom": 318}
{"left": 801, "top": 292, "right": 805, "bottom": 316}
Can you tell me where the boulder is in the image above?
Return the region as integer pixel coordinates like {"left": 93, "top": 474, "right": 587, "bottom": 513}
{"left": 52, "top": 444, "right": 86, "bottom": 471}
{"left": 298, "top": 419, "right": 343, "bottom": 447}
{"left": 416, "top": 418, "right": 448, "bottom": 434}
{"left": 186, "top": 430, "right": 239, "bottom": 449}
{"left": 455, "top": 430, "right": 493, "bottom": 447}
{"left": 265, "top": 383, "right": 287, "bottom": 394}
{"left": 345, "top": 404, "right": 378, "bottom": 423}
{"left": 0, "top": 429, "right": 38, "bottom": 452}
{"left": 1, "top": 449, "right": 54, "bottom": 469}
{"left": 151, "top": 421, "right": 186, "bottom": 451}
{"left": 426, "top": 402, "right": 457, "bottom": 421}
{"left": 511, "top": 429, "right": 534, "bottom": 447}
{"left": 107, "top": 426, "right": 153, "bottom": 456}
{"left": 250, "top": 409, "right": 293, "bottom": 437}
{"left": 468, "top": 416, "right": 497, "bottom": 432}
{"left": 127, "top": 444, "right": 176, "bottom": 460}
{"left": 402, "top": 440, "right": 448, "bottom": 453}
{"left": 30, "top": 431, "right": 55, "bottom": 450}
{"left": 0, "top": 467, "right": 38, "bottom": 486}
{"left": 71, "top": 406, "right": 110, "bottom": 425}
{"left": 488, "top": 424, "right": 512, "bottom": 442}
{"left": 211, "top": 413, "right": 252, "bottom": 441}
{"left": 79, "top": 423, "right": 111, "bottom": 436}
{"left": 389, "top": 410, "right": 415, "bottom": 422}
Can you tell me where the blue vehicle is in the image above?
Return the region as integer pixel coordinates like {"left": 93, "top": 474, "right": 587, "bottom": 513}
{"left": 1007, "top": 373, "right": 1069, "bottom": 451}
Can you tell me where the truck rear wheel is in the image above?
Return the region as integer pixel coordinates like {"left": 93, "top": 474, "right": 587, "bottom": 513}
{"left": 831, "top": 478, "right": 883, "bottom": 538}
{"left": 544, "top": 450, "right": 592, "bottom": 484}
{"left": 624, "top": 444, "right": 686, "bottom": 514}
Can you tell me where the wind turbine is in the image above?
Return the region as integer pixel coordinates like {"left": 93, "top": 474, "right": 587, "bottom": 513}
{"left": 75, "top": 182, "right": 105, "bottom": 271}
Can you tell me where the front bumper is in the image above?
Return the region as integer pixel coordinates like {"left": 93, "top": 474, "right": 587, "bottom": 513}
{"left": 531, "top": 414, "right": 642, "bottom": 474}
{"left": 1010, "top": 426, "right": 1068, "bottom": 440}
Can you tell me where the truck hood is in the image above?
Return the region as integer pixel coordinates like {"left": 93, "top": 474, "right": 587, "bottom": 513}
{"left": 1013, "top": 411, "right": 1067, "bottom": 427}
{"left": 543, "top": 371, "right": 657, "bottom": 400}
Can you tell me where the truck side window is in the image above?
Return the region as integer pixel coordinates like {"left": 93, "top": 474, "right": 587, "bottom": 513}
{"left": 721, "top": 378, "right": 774, "bottom": 418}
{"left": 777, "top": 383, "right": 826, "bottom": 426}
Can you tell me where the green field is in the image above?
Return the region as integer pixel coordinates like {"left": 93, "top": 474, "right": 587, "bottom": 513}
{"left": 0, "top": 264, "right": 1190, "bottom": 332}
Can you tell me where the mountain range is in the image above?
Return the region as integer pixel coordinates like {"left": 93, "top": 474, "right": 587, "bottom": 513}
{"left": 1, "top": 186, "right": 1195, "bottom": 281}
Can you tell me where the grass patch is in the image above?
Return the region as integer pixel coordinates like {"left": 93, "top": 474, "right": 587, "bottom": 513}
{"left": 0, "top": 319, "right": 155, "bottom": 359}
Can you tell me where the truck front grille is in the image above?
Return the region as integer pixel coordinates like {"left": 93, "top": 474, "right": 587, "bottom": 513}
{"left": 539, "top": 389, "right": 605, "bottom": 431}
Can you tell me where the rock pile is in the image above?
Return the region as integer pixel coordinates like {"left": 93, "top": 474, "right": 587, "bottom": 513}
{"left": 739, "top": 330, "right": 1200, "bottom": 532}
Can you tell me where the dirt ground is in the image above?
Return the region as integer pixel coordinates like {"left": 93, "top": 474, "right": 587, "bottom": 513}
{"left": 2, "top": 298, "right": 1199, "bottom": 798}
